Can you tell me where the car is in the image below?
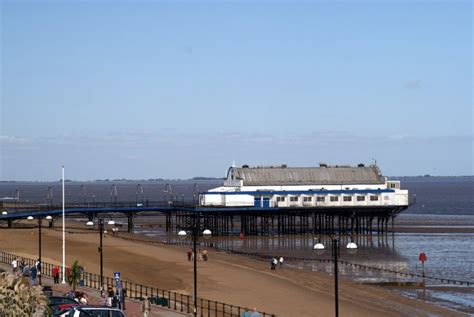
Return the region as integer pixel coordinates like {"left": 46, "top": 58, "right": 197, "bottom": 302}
{"left": 49, "top": 296, "right": 80, "bottom": 314}
{"left": 59, "top": 305, "right": 126, "bottom": 317}
{"left": 49, "top": 296, "right": 80, "bottom": 306}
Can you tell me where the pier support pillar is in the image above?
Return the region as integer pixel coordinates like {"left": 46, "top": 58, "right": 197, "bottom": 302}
{"left": 127, "top": 213, "right": 134, "bottom": 233}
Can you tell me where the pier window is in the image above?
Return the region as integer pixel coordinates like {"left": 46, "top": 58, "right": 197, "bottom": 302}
{"left": 356, "top": 196, "right": 365, "bottom": 201}
{"left": 343, "top": 196, "right": 352, "bottom": 202}
{"left": 370, "top": 195, "right": 379, "bottom": 201}
{"left": 276, "top": 196, "right": 286, "bottom": 202}
{"left": 303, "top": 196, "right": 312, "bottom": 202}
{"left": 290, "top": 196, "right": 299, "bottom": 202}
{"left": 316, "top": 196, "right": 325, "bottom": 202}
{"left": 330, "top": 196, "right": 339, "bottom": 202}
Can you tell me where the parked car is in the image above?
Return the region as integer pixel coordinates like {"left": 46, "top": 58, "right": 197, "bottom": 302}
{"left": 48, "top": 296, "right": 80, "bottom": 315}
{"left": 59, "top": 305, "right": 126, "bottom": 317}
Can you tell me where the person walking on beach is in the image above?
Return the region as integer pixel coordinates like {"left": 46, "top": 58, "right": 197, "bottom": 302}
{"left": 187, "top": 249, "right": 192, "bottom": 261}
{"left": 52, "top": 265, "right": 60, "bottom": 284}
{"left": 141, "top": 296, "right": 151, "bottom": 317}
{"left": 279, "top": 256, "right": 284, "bottom": 269}
{"left": 270, "top": 257, "right": 277, "bottom": 270}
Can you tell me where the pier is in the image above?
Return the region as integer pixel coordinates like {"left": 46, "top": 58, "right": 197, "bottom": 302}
{"left": 0, "top": 201, "right": 407, "bottom": 236}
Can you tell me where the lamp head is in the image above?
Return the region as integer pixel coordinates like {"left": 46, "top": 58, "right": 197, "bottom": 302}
{"left": 107, "top": 220, "right": 115, "bottom": 226}
{"left": 86, "top": 221, "right": 94, "bottom": 226}
{"left": 46, "top": 215, "right": 52, "bottom": 220}
{"left": 178, "top": 230, "right": 187, "bottom": 240}
{"left": 27, "top": 216, "right": 34, "bottom": 221}
{"left": 203, "top": 229, "right": 212, "bottom": 239}
{"left": 313, "top": 242, "right": 325, "bottom": 255}
{"left": 346, "top": 241, "right": 358, "bottom": 255}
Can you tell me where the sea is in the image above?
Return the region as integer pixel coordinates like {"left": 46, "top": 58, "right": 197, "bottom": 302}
{"left": 1, "top": 176, "right": 473, "bottom": 314}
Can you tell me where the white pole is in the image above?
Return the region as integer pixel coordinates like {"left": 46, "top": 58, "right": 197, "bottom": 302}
{"left": 62, "top": 166, "right": 66, "bottom": 284}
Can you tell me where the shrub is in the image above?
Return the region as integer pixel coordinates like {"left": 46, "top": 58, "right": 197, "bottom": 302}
{"left": 67, "top": 260, "right": 83, "bottom": 291}
{"left": 0, "top": 271, "right": 49, "bottom": 316}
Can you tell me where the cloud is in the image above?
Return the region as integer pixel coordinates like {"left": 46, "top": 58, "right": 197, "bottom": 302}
{"left": 1, "top": 130, "right": 472, "bottom": 180}
{"left": 403, "top": 80, "right": 422, "bottom": 89}
{"left": 0, "top": 135, "right": 29, "bottom": 145}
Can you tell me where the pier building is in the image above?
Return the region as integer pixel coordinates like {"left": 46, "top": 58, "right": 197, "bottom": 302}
{"left": 201, "top": 164, "right": 408, "bottom": 208}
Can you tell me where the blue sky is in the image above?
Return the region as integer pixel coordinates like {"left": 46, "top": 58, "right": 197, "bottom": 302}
{"left": 1, "top": 0, "right": 472, "bottom": 180}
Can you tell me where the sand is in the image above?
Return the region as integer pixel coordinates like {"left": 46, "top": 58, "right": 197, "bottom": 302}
{"left": 0, "top": 224, "right": 465, "bottom": 317}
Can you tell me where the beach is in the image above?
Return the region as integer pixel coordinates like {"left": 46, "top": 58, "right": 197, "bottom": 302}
{"left": 0, "top": 223, "right": 465, "bottom": 317}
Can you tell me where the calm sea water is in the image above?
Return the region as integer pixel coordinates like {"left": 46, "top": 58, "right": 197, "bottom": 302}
{"left": 1, "top": 177, "right": 473, "bottom": 313}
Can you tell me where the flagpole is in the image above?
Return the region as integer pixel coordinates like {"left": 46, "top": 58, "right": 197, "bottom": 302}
{"left": 62, "top": 165, "right": 66, "bottom": 284}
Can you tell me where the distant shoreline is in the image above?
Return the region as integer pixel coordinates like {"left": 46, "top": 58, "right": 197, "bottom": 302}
{"left": 1, "top": 175, "right": 473, "bottom": 183}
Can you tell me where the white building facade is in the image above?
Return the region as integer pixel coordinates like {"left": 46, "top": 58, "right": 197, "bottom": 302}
{"left": 200, "top": 164, "right": 409, "bottom": 208}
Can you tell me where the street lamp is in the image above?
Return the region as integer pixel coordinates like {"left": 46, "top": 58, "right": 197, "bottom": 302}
{"left": 1, "top": 211, "right": 7, "bottom": 215}
{"left": 86, "top": 219, "right": 115, "bottom": 290}
{"left": 178, "top": 218, "right": 211, "bottom": 317}
{"left": 27, "top": 214, "right": 53, "bottom": 285}
{"left": 314, "top": 236, "right": 358, "bottom": 317}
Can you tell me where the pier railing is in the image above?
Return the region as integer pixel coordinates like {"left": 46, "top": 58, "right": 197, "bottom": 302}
{"left": 0, "top": 250, "right": 276, "bottom": 317}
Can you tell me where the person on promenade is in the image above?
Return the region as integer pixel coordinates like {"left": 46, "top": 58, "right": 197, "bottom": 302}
{"left": 22, "top": 264, "right": 30, "bottom": 278}
{"left": 121, "top": 287, "right": 127, "bottom": 310}
{"left": 19, "top": 259, "right": 25, "bottom": 275}
{"left": 187, "top": 249, "right": 192, "bottom": 261}
{"left": 35, "top": 259, "right": 41, "bottom": 278}
{"left": 79, "top": 293, "right": 88, "bottom": 305}
{"left": 202, "top": 249, "right": 208, "bottom": 261}
{"left": 30, "top": 265, "right": 37, "bottom": 285}
{"left": 241, "top": 307, "right": 251, "bottom": 317}
{"left": 52, "top": 265, "right": 60, "bottom": 284}
{"left": 11, "top": 258, "right": 18, "bottom": 276}
{"left": 279, "top": 256, "right": 284, "bottom": 269}
{"left": 106, "top": 285, "right": 114, "bottom": 307}
{"left": 250, "top": 307, "right": 261, "bottom": 317}
{"left": 141, "top": 296, "right": 151, "bottom": 317}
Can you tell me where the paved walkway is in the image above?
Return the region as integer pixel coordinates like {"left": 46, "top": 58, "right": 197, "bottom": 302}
{"left": 0, "top": 263, "right": 189, "bottom": 317}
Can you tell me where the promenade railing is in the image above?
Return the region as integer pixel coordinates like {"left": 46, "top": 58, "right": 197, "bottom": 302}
{"left": 0, "top": 250, "right": 276, "bottom": 317}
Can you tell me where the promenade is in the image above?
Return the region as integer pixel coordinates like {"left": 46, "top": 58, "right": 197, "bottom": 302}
{"left": 0, "top": 262, "right": 187, "bottom": 317}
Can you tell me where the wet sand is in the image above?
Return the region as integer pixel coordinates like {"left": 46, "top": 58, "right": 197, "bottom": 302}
{"left": 0, "top": 224, "right": 465, "bottom": 317}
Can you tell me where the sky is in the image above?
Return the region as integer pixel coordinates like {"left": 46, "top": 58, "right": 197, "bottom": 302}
{"left": 1, "top": 0, "right": 472, "bottom": 181}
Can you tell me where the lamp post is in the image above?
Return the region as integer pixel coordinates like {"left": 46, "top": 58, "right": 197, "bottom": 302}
{"left": 86, "top": 219, "right": 115, "bottom": 290}
{"left": 314, "top": 236, "right": 357, "bottom": 317}
{"left": 27, "top": 214, "right": 52, "bottom": 285}
{"left": 178, "top": 213, "right": 211, "bottom": 317}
